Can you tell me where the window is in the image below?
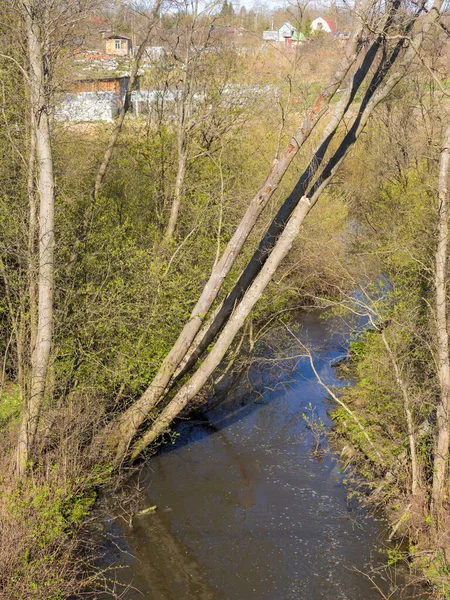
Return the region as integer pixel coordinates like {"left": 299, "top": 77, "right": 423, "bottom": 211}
{"left": 114, "top": 39, "right": 121, "bottom": 50}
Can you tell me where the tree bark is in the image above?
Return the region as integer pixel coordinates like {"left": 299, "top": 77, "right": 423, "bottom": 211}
{"left": 16, "top": 0, "right": 55, "bottom": 475}
{"left": 164, "top": 106, "right": 189, "bottom": 241}
{"left": 432, "top": 123, "right": 450, "bottom": 515}
{"left": 27, "top": 106, "right": 38, "bottom": 356}
{"left": 130, "top": 197, "right": 312, "bottom": 458}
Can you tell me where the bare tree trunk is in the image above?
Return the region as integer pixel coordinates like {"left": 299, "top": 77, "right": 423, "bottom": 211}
{"left": 28, "top": 107, "right": 38, "bottom": 355}
{"left": 109, "top": 5, "right": 379, "bottom": 459}
{"left": 164, "top": 130, "right": 188, "bottom": 241}
{"left": 432, "top": 123, "right": 450, "bottom": 515}
{"left": 130, "top": 197, "right": 312, "bottom": 459}
{"left": 16, "top": 0, "right": 55, "bottom": 475}
{"left": 164, "top": 16, "right": 195, "bottom": 242}
{"left": 181, "top": 0, "right": 435, "bottom": 377}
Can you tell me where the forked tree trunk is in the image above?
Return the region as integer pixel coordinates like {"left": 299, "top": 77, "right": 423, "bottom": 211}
{"left": 110, "top": 5, "right": 378, "bottom": 458}
{"left": 16, "top": 0, "right": 55, "bottom": 475}
{"left": 432, "top": 123, "right": 450, "bottom": 516}
{"left": 130, "top": 197, "right": 312, "bottom": 458}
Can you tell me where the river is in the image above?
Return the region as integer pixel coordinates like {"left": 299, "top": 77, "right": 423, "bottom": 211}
{"left": 105, "top": 310, "right": 427, "bottom": 600}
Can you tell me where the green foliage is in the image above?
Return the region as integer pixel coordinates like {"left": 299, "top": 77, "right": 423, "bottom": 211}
{"left": 303, "top": 16, "right": 312, "bottom": 37}
{"left": 382, "top": 544, "right": 408, "bottom": 566}
{"left": 421, "top": 552, "right": 450, "bottom": 599}
{"left": 2, "top": 471, "right": 103, "bottom": 599}
{"left": 0, "top": 385, "right": 21, "bottom": 427}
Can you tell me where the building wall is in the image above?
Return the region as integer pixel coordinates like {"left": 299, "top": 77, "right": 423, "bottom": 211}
{"left": 71, "top": 79, "right": 121, "bottom": 95}
{"left": 262, "top": 30, "right": 278, "bottom": 41}
{"left": 278, "top": 23, "right": 295, "bottom": 41}
{"left": 55, "top": 92, "right": 120, "bottom": 122}
{"left": 70, "top": 76, "right": 139, "bottom": 104}
{"left": 311, "top": 18, "right": 332, "bottom": 33}
{"left": 105, "top": 38, "right": 131, "bottom": 56}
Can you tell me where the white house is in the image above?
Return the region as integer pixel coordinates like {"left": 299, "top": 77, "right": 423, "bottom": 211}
{"left": 263, "top": 22, "right": 296, "bottom": 42}
{"left": 311, "top": 17, "right": 337, "bottom": 34}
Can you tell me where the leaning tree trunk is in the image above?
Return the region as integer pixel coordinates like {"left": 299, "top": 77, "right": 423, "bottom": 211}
{"left": 164, "top": 123, "right": 189, "bottom": 241}
{"left": 122, "top": 0, "right": 438, "bottom": 461}
{"left": 179, "top": 0, "right": 434, "bottom": 377}
{"left": 16, "top": 0, "right": 55, "bottom": 475}
{"left": 432, "top": 123, "right": 450, "bottom": 517}
{"left": 130, "top": 197, "right": 313, "bottom": 458}
{"left": 122, "top": 0, "right": 442, "bottom": 464}
{"left": 110, "top": 1, "right": 380, "bottom": 459}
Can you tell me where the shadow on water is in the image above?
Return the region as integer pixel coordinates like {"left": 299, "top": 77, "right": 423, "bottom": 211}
{"left": 105, "top": 310, "right": 430, "bottom": 600}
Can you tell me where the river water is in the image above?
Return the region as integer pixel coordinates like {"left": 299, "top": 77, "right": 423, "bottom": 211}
{"left": 108, "top": 311, "right": 427, "bottom": 600}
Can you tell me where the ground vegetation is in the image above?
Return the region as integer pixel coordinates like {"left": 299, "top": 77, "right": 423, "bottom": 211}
{"left": 1, "top": 0, "right": 450, "bottom": 596}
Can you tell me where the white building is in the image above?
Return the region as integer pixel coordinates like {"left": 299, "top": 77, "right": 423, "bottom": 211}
{"left": 263, "top": 22, "right": 296, "bottom": 42}
{"left": 310, "top": 17, "right": 337, "bottom": 34}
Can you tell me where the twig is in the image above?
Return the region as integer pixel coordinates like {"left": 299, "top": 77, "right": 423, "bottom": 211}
{"left": 282, "top": 321, "right": 384, "bottom": 463}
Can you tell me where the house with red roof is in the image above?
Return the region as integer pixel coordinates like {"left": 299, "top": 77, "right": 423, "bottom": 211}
{"left": 311, "top": 17, "right": 337, "bottom": 34}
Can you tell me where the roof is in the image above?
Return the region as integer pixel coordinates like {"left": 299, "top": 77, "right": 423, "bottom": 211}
{"left": 292, "top": 31, "right": 306, "bottom": 41}
{"left": 322, "top": 18, "right": 337, "bottom": 32}
{"left": 278, "top": 22, "right": 296, "bottom": 32}
{"left": 74, "top": 75, "right": 131, "bottom": 83}
{"left": 106, "top": 34, "right": 132, "bottom": 41}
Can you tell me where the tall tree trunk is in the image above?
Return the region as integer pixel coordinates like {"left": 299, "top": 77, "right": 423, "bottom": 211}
{"left": 164, "top": 22, "right": 194, "bottom": 242}
{"left": 16, "top": 0, "right": 55, "bottom": 475}
{"left": 28, "top": 107, "right": 38, "bottom": 358}
{"left": 130, "top": 197, "right": 312, "bottom": 459}
{"left": 164, "top": 129, "right": 188, "bottom": 241}
{"left": 432, "top": 123, "right": 450, "bottom": 516}
{"left": 110, "top": 5, "right": 379, "bottom": 459}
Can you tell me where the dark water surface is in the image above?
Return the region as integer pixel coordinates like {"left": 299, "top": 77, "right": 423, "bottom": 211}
{"left": 110, "top": 312, "right": 426, "bottom": 600}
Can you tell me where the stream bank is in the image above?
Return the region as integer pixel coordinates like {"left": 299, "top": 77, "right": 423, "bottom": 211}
{"left": 105, "top": 310, "right": 429, "bottom": 599}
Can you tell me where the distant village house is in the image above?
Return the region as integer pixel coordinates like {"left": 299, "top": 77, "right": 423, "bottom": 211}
{"left": 310, "top": 17, "right": 337, "bottom": 34}
{"left": 263, "top": 22, "right": 296, "bottom": 43}
{"left": 105, "top": 34, "right": 133, "bottom": 56}
{"left": 55, "top": 75, "right": 140, "bottom": 123}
